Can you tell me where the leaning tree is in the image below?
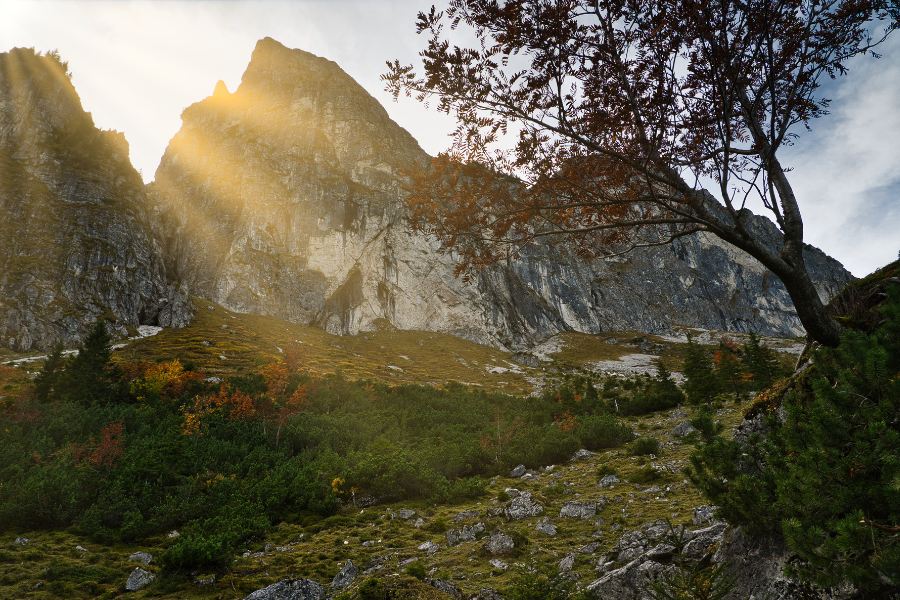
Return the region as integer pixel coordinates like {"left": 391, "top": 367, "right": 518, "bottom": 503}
{"left": 384, "top": 0, "right": 898, "bottom": 346}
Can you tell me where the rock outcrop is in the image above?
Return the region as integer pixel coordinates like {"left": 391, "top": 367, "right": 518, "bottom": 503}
{"left": 0, "top": 48, "right": 192, "bottom": 351}
{"left": 150, "top": 38, "right": 852, "bottom": 351}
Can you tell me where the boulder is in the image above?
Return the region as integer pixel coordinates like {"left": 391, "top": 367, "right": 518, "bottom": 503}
{"left": 330, "top": 560, "right": 359, "bottom": 589}
{"left": 128, "top": 551, "right": 152, "bottom": 565}
{"left": 691, "top": 505, "right": 719, "bottom": 526}
{"left": 398, "top": 509, "right": 416, "bottom": 520}
{"left": 430, "top": 578, "right": 463, "bottom": 599}
{"left": 244, "top": 578, "right": 327, "bottom": 600}
{"left": 571, "top": 449, "right": 596, "bottom": 461}
{"left": 489, "top": 558, "right": 509, "bottom": 571}
{"left": 125, "top": 567, "right": 155, "bottom": 592}
{"left": 586, "top": 558, "right": 678, "bottom": 600}
{"left": 560, "top": 500, "right": 598, "bottom": 520}
{"left": 504, "top": 491, "right": 544, "bottom": 521}
{"left": 483, "top": 529, "right": 515, "bottom": 556}
{"left": 446, "top": 522, "right": 486, "bottom": 546}
{"left": 454, "top": 509, "right": 481, "bottom": 522}
{"left": 559, "top": 554, "right": 576, "bottom": 572}
{"left": 535, "top": 518, "right": 558, "bottom": 536}
{"left": 670, "top": 420, "right": 696, "bottom": 439}
{"left": 599, "top": 475, "right": 621, "bottom": 488}
{"left": 510, "top": 464, "right": 526, "bottom": 478}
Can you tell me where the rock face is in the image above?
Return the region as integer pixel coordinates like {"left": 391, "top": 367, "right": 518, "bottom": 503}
{"left": 151, "top": 38, "right": 852, "bottom": 351}
{"left": 0, "top": 48, "right": 192, "bottom": 351}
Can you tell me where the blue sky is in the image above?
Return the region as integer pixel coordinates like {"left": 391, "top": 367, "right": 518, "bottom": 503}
{"left": 2, "top": 0, "right": 898, "bottom": 277}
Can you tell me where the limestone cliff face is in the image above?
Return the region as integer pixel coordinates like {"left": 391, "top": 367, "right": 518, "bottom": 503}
{"left": 0, "top": 48, "right": 192, "bottom": 352}
{"left": 152, "top": 38, "right": 851, "bottom": 350}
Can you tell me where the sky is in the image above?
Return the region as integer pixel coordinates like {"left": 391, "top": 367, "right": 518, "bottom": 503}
{"left": 2, "top": 0, "right": 898, "bottom": 278}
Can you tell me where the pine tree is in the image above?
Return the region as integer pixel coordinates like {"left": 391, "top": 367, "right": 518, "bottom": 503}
{"left": 687, "top": 287, "right": 900, "bottom": 593}
{"left": 59, "top": 320, "right": 114, "bottom": 406}
{"left": 682, "top": 334, "right": 719, "bottom": 404}
{"left": 742, "top": 332, "right": 783, "bottom": 391}
{"left": 33, "top": 341, "right": 65, "bottom": 402}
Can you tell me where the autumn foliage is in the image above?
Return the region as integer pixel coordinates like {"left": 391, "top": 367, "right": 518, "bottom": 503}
{"left": 385, "top": 0, "right": 898, "bottom": 346}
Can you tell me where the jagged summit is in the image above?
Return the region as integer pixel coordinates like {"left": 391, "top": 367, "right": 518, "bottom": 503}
{"left": 212, "top": 79, "right": 230, "bottom": 98}
{"left": 0, "top": 48, "right": 192, "bottom": 351}
{"left": 149, "top": 38, "right": 852, "bottom": 350}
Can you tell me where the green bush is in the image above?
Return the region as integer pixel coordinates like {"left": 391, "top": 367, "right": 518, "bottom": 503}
{"left": 630, "top": 437, "right": 661, "bottom": 456}
{"left": 626, "top": 466, "right": 662, "bottom": 484}
{"left": 405, "top": 560, "right": 427, "bottom": 580}
{"left": 359, "top": 577, "right": 388, "bottom": 600}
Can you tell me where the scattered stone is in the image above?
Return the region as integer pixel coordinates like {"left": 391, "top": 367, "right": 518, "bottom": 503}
{"left": 570, "top": 448, "right": 596, "bottom": 461}
{"left": 559, "top": 554, "right": 576, "bottom": 572}
{"left": 692, "top": 505, "right": 719, "bottom": 526}
{"left": 166, "top": 530, "right": 180, "bottom": 538}
{"left": 510, "top": 464, "right": 526, "bottom": 478}
{"left": 671, "top": 420, "right": 696, "bottom": 439}
{"left": 128, "top": 551, "right": 152, "bottom": 565}
{"left": 587, "top": 558, "right": 678, "bottom": 600}
{"left": 604, "top": 337, "right": 619, "bottom": 344}
{"left": 14, "top": 537, "right": 28, "bottom": 546}
{"left": 418, "top": 540, "right": 440, "bottom": 555}
{"left": 682, "top": 522, "right": 728, "bottom": 559}
{"left": 398, "top": 509, "right": 416, "bottom": 520}
{"left": 125, "top": 567, "right": 155, "bottom": 592}
{"left": 471, "top": 588, "right": 506, "bottom": 600}
{"left": 454, "top": 509, "right": 480, "bottom": 523}
{"left": 330, "top": 560, "right": 358, "bottom": 589}
{"left": 430, "top": 578, "right": 463, "bottom": 599}
{"left": 489, "top": 558, "right": 509, "bottom": 572}
{"left": 414, "top": 518, "right": 425, "bottom": 528}
{"left": 598, "top": 475, "right": 621, "bottom": 488}
{"left": 446, "top": 522, "right": 486, "bottom": 546}
{"left": 483, "top": 529, "right": 515, "bottom": 555}
{"left": 559, "top": 500, "right": 597, "bottom": 520}
{"left": 504, "top": 490, "right": 544, "bottom": 521}
{"left": 579, "top": 542, "right": 602, "bottom": 554}
{"left": 75, "top": 545, "right": 87, "bottom": 552}
{"left": 244, "top": 578, "right": 327, "bottom": 600}
{"left": 398, "top": 557, "right": 419, "bottom": 567}
{"left": 535, "top": 518, "right": 558, "bottom": 536}
{"left": 504, "top": 488, "right": 521, "bottom": 499}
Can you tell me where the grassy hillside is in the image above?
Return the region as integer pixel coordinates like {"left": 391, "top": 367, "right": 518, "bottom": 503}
{"left": 0, "top": 297, "right": 799, "bottom": 600}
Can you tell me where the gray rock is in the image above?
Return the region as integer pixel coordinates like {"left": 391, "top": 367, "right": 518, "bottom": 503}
{"left": 244, "top": 578, "right": 327, "bottom": 600}
{"left": 599, "top": 475, "right": 621, "bottom": 488}
{"left": 510, "top": 352, "right": 540, "bottom": 367}
{"left": 454, "top": 509, "right": 481, "bottom": 523}
{"left": 570, "top": 449, "right": 596, "bottom": 461}
{"left": 535, "top": 518, "right": 558, "bottom": 536}
{"left": 712, "top": 527, "right": 856, "bottom": 600}
{"left": 681, "top": 522, "right": 727, "bottom": 559}
{"left": 559, "top": 554, "right": 576, "bottom": 572}
{"left": 510, "top": 464, "right": 526, "bottom": 478}
{"left": 398, "top": 509, "right": 416, "bottom": 520}
{"left": 417, "top": 540, "right": 441, "bottom": 555}
{"left": 504, "top": 491, "right": 544, "bottom": 521}
{"left": 14, "top": 537, "right": 28, "bottom": 546}
{"left": 586, "top": 558, "right": 678, "bottom": 600}
{"left": 446, "top": 522, "right": 486, "bottom": 546}
{"left": 128, "top": 551, "right": 152, "bottom": 565}
{"left": 489, "top": 558, "right": 509, "bottom": 571}
{"left": 125, "top": 567, "right": 155, "bottom": 592}
{"left": 470, "top": 588, "right": 507, "bottom": 600}
{"left": 431, "top": 578, "right": 463, "bottom": 599}
{"left": 330, "top": 560, "right": 358, "bottom": 589}
{"left": 692, "top": 505, "right": 719, "bottom": 526}
{"left": 560, "top": 500, "right": 598, "bottom": 520}
{"left": 671, "top": 420, "right": 696, "bottom": 439}
{"left": 414, "top": 518, "right": 425, "bottom": 528}
{"left": 483, "top": 529, "right": 515, "bottom": 555}
{"left": 166, "top": 530, "right": 180, "bottom": 538}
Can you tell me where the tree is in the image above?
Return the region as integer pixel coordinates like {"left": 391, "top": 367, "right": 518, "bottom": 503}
{"left": 682, "top": 333, "right": 719, "bottom": 403}
{"left": 33, "top": 341, "right": 65, "bottom": 402}
{"left": 59, "top": 320, "right": 115, "bottom": 405}
{"left": 384, "top": 0, "right": 898, "bottom": 346}
{"left": 742, "top": 332, "right": 784, "bottom": 390}
{"left": 686, "top": 287, "right": 900, "bottom": 593}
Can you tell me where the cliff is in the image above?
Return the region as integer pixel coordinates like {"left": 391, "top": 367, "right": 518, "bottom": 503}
{"left": 0, "top": 48, "right": 192, "bottom": 352}
{"left": 150, "top": 38, "right": 851, "bottom": 350}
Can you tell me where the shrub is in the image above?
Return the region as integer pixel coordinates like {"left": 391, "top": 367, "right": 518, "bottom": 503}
{"left": 630, "top": 437, "right": 661, "bottom": 456}
{"left": 405, "top": 560, "right": 427, "bottom": 580}
{"left": 359, "top": 577, "right": 388, "bottom": 600}
{"left": 626, "top": 466, "right": 662, "bottom": 484}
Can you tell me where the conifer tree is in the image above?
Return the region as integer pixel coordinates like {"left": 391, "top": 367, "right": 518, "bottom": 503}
{"left": 33, "top": 341, "right": 65, "bottom": 403}
{"left": 742, "top": 332, "right": 783, "bottom": 391}
{"left": 687, "top": 288, "right": 900, "bottom": 593}
{"left": 59, "top": 320, "right": 114, "bottom": 406}
{"left": 682, "top": 334, "right": 719, "bottom": 404}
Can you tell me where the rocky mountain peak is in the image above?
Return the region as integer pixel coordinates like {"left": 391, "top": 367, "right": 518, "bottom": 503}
{"left": 212, "top": 79, "right": 230, "bottom": 99}
{"left": 149, "top": 38, "right": 852, "bottom": 349}
{"left": 0, "top": 48, "right": 193, "bottom": 352}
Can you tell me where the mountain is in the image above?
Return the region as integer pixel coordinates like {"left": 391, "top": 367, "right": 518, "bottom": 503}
{"left": 0, "top": 48, "right": 192, "bottom": 352}
{"left": 150, "top": 38, "right": 852, "bottom": 351}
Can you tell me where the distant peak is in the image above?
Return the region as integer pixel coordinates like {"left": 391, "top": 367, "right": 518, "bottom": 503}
{"left": 213, "top": 80, "right": 230, "bottom": 98}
